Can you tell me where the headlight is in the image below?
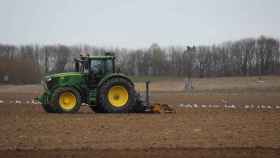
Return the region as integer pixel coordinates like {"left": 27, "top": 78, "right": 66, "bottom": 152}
{"left": 46, "top": 77, "right": 52, "bottom": 82}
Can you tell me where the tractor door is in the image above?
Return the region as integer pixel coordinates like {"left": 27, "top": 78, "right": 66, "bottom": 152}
{"left": 89, "top": 60, "right": 105, "bottom": 85}
{"left": 89, "top": 59, "right": 114, "bottom": 86}
{"left": 90, "top": 59, "right": 103, "bottom": 83}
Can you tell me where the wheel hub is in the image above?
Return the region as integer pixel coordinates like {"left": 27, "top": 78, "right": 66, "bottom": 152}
{"left": 59, "top": 92, "right": 77, "bottom": 110}
{"left": 107, "top": 86, "right": 128, "bottom": 107}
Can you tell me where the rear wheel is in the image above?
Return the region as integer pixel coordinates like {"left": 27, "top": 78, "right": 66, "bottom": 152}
{"left": 51, "top": 87, "right": 81, "bottom": 113}
{"left": 97, "top": 78, "right": 135, "bottom": 113}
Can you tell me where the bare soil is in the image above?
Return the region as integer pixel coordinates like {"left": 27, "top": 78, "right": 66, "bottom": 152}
{"left": 0, "top": 78, "right": 280, "bottom": 157}
{"left": 1, "top": 148, "right": 279, "bottom": 158}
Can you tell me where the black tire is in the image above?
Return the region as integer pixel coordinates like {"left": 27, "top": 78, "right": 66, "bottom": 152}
{"left": 89, "top": 105, "right": 98, "bottom": 112}
{"left": 50, "top": 87, "right": 81, "bottom": 113}
{"left": 97, "top": 77, "right": 136, "bottom": 113}
{"left": 41, "top": 104, "right": 56, "bottom": 113}
{"left": 133, "top": 93, "right": 146, "bottom": 113}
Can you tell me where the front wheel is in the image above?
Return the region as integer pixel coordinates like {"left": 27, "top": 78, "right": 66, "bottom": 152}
{"left": 51, "top": 87, "right": 81, "bottom": 113}
{"left": 41, "top": 103, "right": 56, "bottom": 113}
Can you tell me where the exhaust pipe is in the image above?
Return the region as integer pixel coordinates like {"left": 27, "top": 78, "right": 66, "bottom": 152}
{"left": 145, "top": 80, "right": 150, "bottom": 107}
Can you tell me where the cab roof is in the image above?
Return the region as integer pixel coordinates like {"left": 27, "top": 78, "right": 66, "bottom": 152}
{"left": 87, "top": 56, "right": 115, "bottom": 59}
{"left": 77, "top": 55, "right": 115, "bottom": 61}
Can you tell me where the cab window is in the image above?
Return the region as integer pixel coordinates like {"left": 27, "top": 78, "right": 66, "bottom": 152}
{"left": 91, "top": 59, "right": 113, "bottom": 74}
{"left": 91, "top": 60, "right": 104, "bottom": 74}
{"left": 105, "top": 60, "right": 113, "bottom": 73}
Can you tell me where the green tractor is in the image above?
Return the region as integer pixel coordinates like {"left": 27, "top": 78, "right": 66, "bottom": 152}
{"left": 36, "top": 53, "right": 146, "bottom": 113}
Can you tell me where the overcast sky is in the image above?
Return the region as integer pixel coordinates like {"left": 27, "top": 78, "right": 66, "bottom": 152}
{"left": 0, "top": 0, "right": 279, "bottom": 48}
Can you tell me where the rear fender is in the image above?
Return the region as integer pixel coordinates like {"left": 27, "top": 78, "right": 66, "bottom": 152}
{"left": 97, "top": 73, "right": 134, "bottom": 88}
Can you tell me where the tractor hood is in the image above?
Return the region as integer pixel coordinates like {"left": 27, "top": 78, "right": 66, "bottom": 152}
{"left": 44, "top": 72, "right": 86, "bottom": 90}
{"left": 46, "top": 72, "right": 83, "bottom": 79}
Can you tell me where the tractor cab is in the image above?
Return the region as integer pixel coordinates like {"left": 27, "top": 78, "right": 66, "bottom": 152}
{"left": 74, "top": 53, "right": 115, "bottom": 85}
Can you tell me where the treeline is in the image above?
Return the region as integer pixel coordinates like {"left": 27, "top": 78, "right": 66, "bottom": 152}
{"left": 121, "top": 36, "right": 280, "bottom": 77}
{"left": 0, "top": 36, "right": 279, "bottom": 84}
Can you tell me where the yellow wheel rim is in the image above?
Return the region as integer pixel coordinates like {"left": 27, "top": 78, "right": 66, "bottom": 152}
{"left": 107, "top": 86, "right": 129, "bottom": 107}
{"left": 59, "top": 91, "right": 77, "bottom": 110}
